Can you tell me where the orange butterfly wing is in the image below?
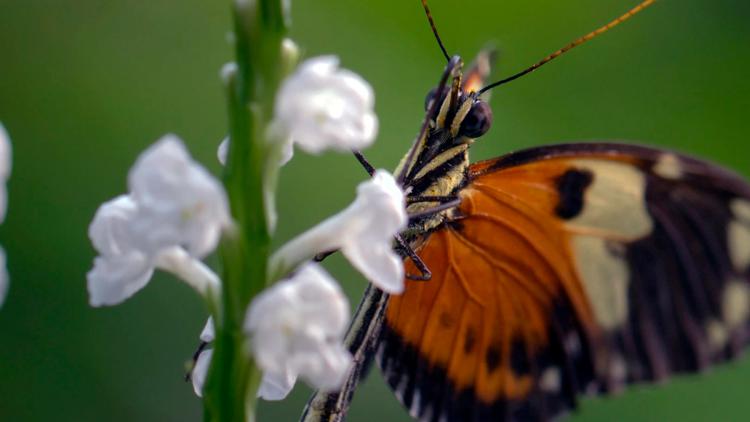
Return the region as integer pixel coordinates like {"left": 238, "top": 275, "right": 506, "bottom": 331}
{"left": 379, "top": 143, "right": 750, "bottom": 421}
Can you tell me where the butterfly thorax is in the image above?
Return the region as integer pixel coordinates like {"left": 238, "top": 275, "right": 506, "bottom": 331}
{"left": 398, "top": 130, "right": 470, "bottom": 237}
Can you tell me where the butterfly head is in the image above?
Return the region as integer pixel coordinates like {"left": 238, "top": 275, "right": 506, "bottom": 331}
{"left": 395, "top": 51, "right": 497, "bottom": 192}
{"left": 423, "top": 50, "right": 495, "bottom": 142}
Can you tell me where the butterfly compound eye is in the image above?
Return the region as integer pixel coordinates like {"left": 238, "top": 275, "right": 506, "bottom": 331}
{"left": 459, "top": 100, "right": 492, "bottom": 138}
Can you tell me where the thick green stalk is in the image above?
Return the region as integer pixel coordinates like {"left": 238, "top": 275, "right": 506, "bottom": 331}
{"left": 204, "top": 0, "right": 288, "bottom": 421}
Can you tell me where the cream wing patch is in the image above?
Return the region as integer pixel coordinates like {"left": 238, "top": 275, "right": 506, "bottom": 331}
{"left": 729, "top": 199, "right": 750, "bottom": 272}
{"left": 652, "top": 153, "right": 683, "bottom": 180}
{"left": 722, "top": 278, "right": 750, "bottom": 330}
{"left": 562, "top": 159, "right": 654, "bottom": 331}
{"left": 565, "top": 159, "right": 653, "bottom": 241}
{"left": 705, "top": 319, "right": 729, "bottom": 353}
{"left": 539, "top": 368, "right": 561, "bottom": 393}
{"left": 572, "top": 236, "right": 630, "bottom": 331}
{"left": 732, "top": 199, "right": 750, "bottom": 222}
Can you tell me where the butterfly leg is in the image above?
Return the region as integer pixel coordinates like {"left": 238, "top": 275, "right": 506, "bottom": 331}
{"left": 407, "top": 195, "right": 458, "bottom": 204}
{"left": 399, "top": 196, "right": 461, "bottom": 280}
{"left": 184, "top": 340, "right": 209, "bottom": 382}
{"left": 407, "top": 197, "right": 461, "bottom": 221}
{"left": 352, "top": 150, "right": 375, "bottom": 176}
{"left": 395, "top": 234, "right": 432, "bottom": 281}
{"left": 313, "top": 249, "right": 337, "bottom": 262}
{"left": 314, "top": 238, "right": 431, "bottom": 281}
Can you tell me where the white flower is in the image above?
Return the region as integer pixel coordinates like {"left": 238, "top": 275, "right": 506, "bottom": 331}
{"left": 128, "top": 135, "right": 231, "bottom": 258}
{"left": 258, "top": 371, "right": 296, "bottom": 401}
{"left": 191, "top": 317, "right": 294, "bottom": 400}
{"left": 221, "top": 57, "right": 374, "bottom": 168}
{"left": 245, "top": 263, "right": 352, "bottom": 400}
{"left": 190, "top": 270, "right": 350, "bottom": 402}
{"left": 272, "top": 56, "right": 378, "bottom": 157}
{"left": 87, "top": 136, "right": 225, "bottom": 307}
{"left": 87, "top": 198, "right": 221, "bottom": 306}
{"left": 0, "top": 123, "right": 11, "bottom": 223}
{"left": 89, "top": 195, "right": 141, "bottom": 258}
{"left": 190, "top": 268, "right": 350, "bottom": 400}
{"left": 87, "top": 196, "right": 155, "bottom": 306}
{"left": 190, "top": 316, "right": 303, "bottom": 400}
{"left": 271, "top": 170, "right": 407, "bottom": 293}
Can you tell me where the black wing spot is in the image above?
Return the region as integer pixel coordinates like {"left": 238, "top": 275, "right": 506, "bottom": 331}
{"left": 463, "top": 327, "right": 477, "bottom": 354}
{"left": 439, "top": 311, "right": 455, "bottom": 328}
{"left": 555, "top": 168, "right": 594, "bottom": 219}
{"left": 486, "top": 346, "right": 501, "bottom": 373}
{"left": 510, "top": 336, "right": 532, "bottom": 376}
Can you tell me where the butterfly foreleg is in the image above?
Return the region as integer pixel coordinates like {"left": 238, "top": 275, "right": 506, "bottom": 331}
{"left": 407, "top": 195, "right": 458, "bottom": 204}
{"left": 407, "top": 197, "right": 460, "bottom": 221}
{"left": 184, "top": 340, "right": 209, "bottom": 382}
{"left": 395, "top": 234, "right": 432, "bottom": 281}
{"left": 352, "top": 150, "right": 375, "bottom": 176}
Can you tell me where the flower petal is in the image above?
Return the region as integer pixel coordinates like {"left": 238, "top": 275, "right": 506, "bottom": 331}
{"left": 191, "top": 348, "right": 213, "bottom": 398}
{"left": 257, "top": 370, "right": 297, "bottom": 401}
{"left": 341, "top": 242, "right": 404, "bottom": 294}
{"left": 0, "top": 123, "right": 12, "bottom": 223}
{"left": 200, "top": 317, "right": 215, "bottom": 343}
{"left": 88, "top": 195, "right": 139, "bottom": 257}
{"left": 87, "top": 253, "right": 154, "bottom": 306}
{"left": 217, "top": 137, "right": 228, "bottom": 166}
{"left": 128, "top": 135, "right": 231, "bottom": 258}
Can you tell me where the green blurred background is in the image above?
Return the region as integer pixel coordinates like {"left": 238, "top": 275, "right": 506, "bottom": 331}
{"left": 1, "top": 0, "right": 749, "bottom": 420}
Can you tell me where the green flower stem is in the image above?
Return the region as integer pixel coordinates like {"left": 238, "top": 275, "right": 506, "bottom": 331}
{"left": 204, "top": 0, "right": 288, "bottom": 421}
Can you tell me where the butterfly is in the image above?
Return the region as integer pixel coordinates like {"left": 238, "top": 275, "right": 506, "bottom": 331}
{"left": 301, "top": 1, "right": 750, "bottom": 421}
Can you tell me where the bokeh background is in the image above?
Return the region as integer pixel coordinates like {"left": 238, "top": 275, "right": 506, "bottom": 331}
{"left": 1, "top": 0, "right": 749, "bottom": 420}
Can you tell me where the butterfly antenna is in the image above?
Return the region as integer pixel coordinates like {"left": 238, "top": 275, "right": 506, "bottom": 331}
{"left": 422, "top": 0, "right": 450, "bottom": 61}
{"left": 478, "top": 0, "right": 656, "bottom": 95}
